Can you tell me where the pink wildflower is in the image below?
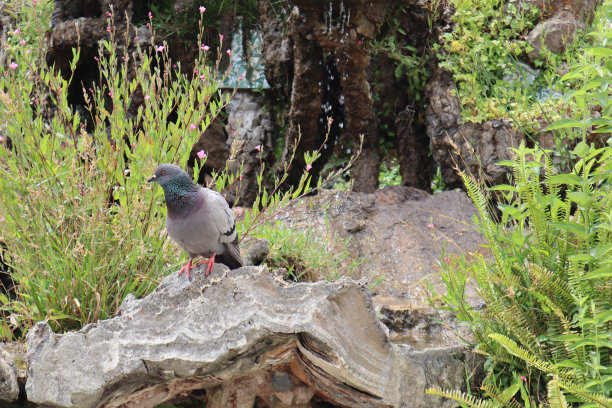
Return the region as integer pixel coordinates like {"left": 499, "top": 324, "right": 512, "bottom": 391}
{"left": 199, "top": 6, "right": 206, "bottom": 12}
{"left": 444, "top": 257, "right": 450, "bottom": 263}
{"left": 0, "top": 136, "right": 4, "bottom": 142}
{"left": 220, "top": 34, "right": 224, "bottom": 40}
{"left": 226, "top": 49, "right": 231, "bottom": 56}
{"left": 235, "top": 208, "right": 243, "bottom": 216}
{"left": 13, "top": 29, "right": 19, "bottom": 35}
{"left": 144, "top": 95, "right": 151, "bottom": 100}
{"left": 200, "top": 74, "right": 206, "bottom": 80}
{"left": 190, "top": 124, "right": 197, "bottom": 130}
{"left": 0, "top": 217, "right": 4, "bottom": 222}
{"left": 106, "top": 26, "right": 111, "bottom": 32}
{"left": 108, "top": 92, "right": 113, "bottom": 98}
{"left": 106, "top": 11, "right": 111, "bottom": 16}
{"left": 9, "top": 62, "right": 17, "bottom": 70}
{"left": 156, "top": 45, "right": 164, "bottom": 52}
{"left": 201, "top": 44, "right": 210, "bottom": 51}
{"left": 427, "top": 223, "right": 434, "bottom": 229}
{"left": 329, "top": 118, "right": 334, "bottom": 124}
{"left": 254, "top": 145, "right": 261, "bottom": 152}
{"left": 196, "top": 150, "right": 206, "bottom": 159}
{"left": 148, "top": 11, "right": 152, "bottom": 18}
{"left": 94, "top": 56, "right": 98, "bottom": 61}
{"left": 306, "top": 164, "right": 312, "bottom": 171}
{"left": 239, "top": 174, "right": 243, "bottom": 180}
{"left": 20, "top": 39, "right": 26, "bottom": 45}
{"left": 172, "top": 64, "right": 176, "bottom": 68}
{"left": 33, "top": 0, "right": 37, "bottom": 5}
{"left": 26, "top": 49, "right": 30, "bottom": 54}
{"left": 520, "top": 376, "right": 527, "bottom": 382}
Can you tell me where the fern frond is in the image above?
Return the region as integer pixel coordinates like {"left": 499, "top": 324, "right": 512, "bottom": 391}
{"left": 488, "top": 333, "right": 580, "bottom": 380}
{"left": 481, "top": 383, "right": 522, "bottom": 408}
{"left": 547, "top": 377, "right": 569, "bottom": 408}
{"left": 462, "top": 172, "right": 510, "bottom": 273}
{"left": 486, "top": 301, "right": 542, "bottom": 357}
{"left": 528, "top": 263, "right": 574, "bottom": 312}
{"left": 426, "top": 388, "right": 500, "bottom": 408}
{"left": 559, "top": 379, "right": 612, "bottom": 407}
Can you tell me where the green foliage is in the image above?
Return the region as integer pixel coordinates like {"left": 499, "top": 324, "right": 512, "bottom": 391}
{"left": 0, "top": 2, "right": 361, "bottom": 340}
{"left": 431, "top": 11, "right": 612, "bottom": 405}
{"left": 0, "top": 2, "right": 230, "bottom": 336}
{"left": 379, "top": 158, "right": 402, "bottom": 188}
{"left": 431, "top": 166, "right": 447, "bottom": 194}
{"left": 437, "top": 0, "right": 591, "bottom": 127}
{"left": 134, "top": 0, "right": 259, "bottom": 43}
{"left": 433, "top": 141, "right": 612, "bottom": 407}
{"left": 544, "top": 6, "right": 612, "bottom": 143}
{"left": 253, "top": 221, "right": 365, "bottom": 282}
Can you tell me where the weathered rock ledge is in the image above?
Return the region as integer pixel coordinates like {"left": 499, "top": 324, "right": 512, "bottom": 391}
{"left": 22, "top": 265, "right": 480, "bottom": 408}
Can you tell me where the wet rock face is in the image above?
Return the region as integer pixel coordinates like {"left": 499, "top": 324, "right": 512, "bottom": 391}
{"left": 25, "top": 265, "right": 478, "bottom": 408}
{"left": 224, "top": 90, "right": 272, "bottom": 205}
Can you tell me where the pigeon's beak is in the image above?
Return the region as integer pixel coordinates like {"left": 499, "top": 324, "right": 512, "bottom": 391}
{"left": 147, "top": 175, "right": 157, "bottom": 183}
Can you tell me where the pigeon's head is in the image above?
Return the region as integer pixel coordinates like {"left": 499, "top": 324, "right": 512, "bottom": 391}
{"left": 148, "top": 163, "right": 192, "bottom": 190}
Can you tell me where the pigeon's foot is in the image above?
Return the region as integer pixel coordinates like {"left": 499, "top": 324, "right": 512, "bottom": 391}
{"left": 198, "top": 254, "right": 216, "bottom": 276}
{"left": 178, "top": 259, "right": 194, "bottom": 279}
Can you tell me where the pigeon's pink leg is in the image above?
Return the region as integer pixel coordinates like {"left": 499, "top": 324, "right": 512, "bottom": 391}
{"left": 198, "top": 254, "right": 216, "bottom": 276}
{"left": 178, "top": 259, "right": 194, "bottom": 279}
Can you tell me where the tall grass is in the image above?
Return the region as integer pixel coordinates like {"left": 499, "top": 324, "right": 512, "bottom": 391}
{"left": 0, "top": 1, "right": 230, "bottom": 336}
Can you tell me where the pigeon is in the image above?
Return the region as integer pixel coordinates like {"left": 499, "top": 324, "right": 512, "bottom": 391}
{"left": 148, "top": 163, "right": 243, "bottom": 278}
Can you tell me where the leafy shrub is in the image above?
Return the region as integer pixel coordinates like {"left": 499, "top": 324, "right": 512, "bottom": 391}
{"left": 437, "top": 0, "right": 587, "bottom": 127}
{"left": 428, "top": 7, "right": 612, "bottom": 405}
{"left": 0, "top": 2, "right": 362, "bottom": 339}
{"left": 0, "top": 1, "right": 230, "bottom": 336}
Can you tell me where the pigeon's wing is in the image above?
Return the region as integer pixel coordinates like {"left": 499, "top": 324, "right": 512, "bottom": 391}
{"left": 203, "top": 188, "right": 243, "bottom": 268}
{"left": 203, "top": 188, "right": 237, "bottom": 243}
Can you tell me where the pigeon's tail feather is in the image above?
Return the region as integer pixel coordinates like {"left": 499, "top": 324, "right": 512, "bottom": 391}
{"left": 217, "top": 239, "right": 243, "bottom": 270}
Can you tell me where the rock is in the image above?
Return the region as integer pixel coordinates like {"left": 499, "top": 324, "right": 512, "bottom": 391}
{"left": 277, "top": 186, "right": 484, "bottom": 301}
{"left": 526, "top": 11, "right": 585, "bottom": 61}
{"left": 240, "top": 236, "right": 270, "bottom": 266}
{"left": 190, "top": 116, "right": 230, "bottom": 174}
{"left": 224, "top": 90, "right": 272, "bottom": 206}
{"left": 25, "top": 265, "right": 479, "bottom": 407}
{"left": 374, "top": 296, "right": 476, "bottom": 349}
{"left": 0, "top": 345, "right": 19, "bottom": 402}
{"left": 425, "top": 69, "right": 524, "bottom": 188}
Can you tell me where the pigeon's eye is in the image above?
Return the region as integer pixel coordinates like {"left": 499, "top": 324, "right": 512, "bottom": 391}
{"left": 160, "top": 170, "right": 166, "bottom": 176}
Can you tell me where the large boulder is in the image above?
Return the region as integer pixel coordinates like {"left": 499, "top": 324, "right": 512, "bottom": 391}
{"left": 25, "top": 265, "right": 480, "bottom": 408}
{"left": 277, "top": 186, "right": 484, "bottom": 299}
{"left": 274, "top": 186, "right": 485, "bottom": 345}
